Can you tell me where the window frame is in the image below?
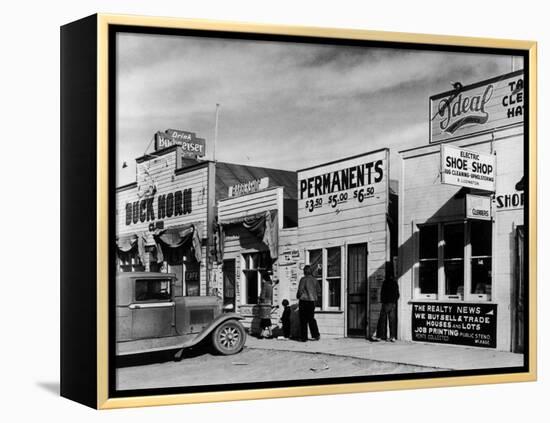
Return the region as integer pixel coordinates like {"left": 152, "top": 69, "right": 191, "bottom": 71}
{"left": 241, "top": 251, "right": 270, "bottom": 305}
{"left": 415, "top": 220, "right": 493, "bottom": 302}
{"left": 134, "top": 278, "right": 173, "bottom": 303}
{"left": 307, "top": 246, "right": 344, "bottom": 311}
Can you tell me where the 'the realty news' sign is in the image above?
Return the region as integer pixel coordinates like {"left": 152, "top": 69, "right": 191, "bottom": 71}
{"left": 155, "top": 129, "right": 206, "bottom": 157}
{"left": 441, "top": 144, "right": 496, "bottom": 192}
{"left": 412, "top": 302, "right": 497, "bottom": 348}
{"left": 430, "top": 70, "right": 524, "bottom": 144}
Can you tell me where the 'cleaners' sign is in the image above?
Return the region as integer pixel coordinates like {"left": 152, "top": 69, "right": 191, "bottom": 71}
{"left": 430, "top": 70, "right": 524, "bottom": 143}
{"left": 441, "top": 145, "right": 496, "bottom": 192}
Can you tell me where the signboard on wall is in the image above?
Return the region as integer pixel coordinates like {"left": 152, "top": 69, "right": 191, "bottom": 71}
{"left": 466, "top": 194, "right": 492, "bottom": 220}
{"left": 298, "top": 149, "right": 388, "bottom": 215}
{"left": 430, "top": 70, "right": 524, "bottom": 143}
{"left": 441, "top": 144, "right": 496, "bottom": 191}
{"left": 228, "top": 177, "right": 270, "bottom": 197}
{"left": 412, "top": 302, "right": 497, "bottom": 348}
{"left": 125, "top": 188, "right": 193, "bottom": 226}
{"left": 155, "top": 129, "right": 206, "bottom": 157}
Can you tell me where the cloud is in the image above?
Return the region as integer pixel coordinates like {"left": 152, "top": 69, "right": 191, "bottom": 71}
{"left": 115, "top": 32, "right": 518, "bottom": 185}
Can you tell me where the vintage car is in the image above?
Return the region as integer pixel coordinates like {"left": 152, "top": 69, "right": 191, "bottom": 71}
{"left": 116, "top": 272, "right": 246, "bottom": 358}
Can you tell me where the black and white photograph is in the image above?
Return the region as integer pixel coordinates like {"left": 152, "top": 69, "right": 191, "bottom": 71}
{"left": 111, "top": 26, "right": 529, "bottom": 395}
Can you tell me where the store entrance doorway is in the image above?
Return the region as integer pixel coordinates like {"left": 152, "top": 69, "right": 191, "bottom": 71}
{"left": 347, "top": 243, "right": 368, "bottom": 337}
{"left": 513, "top": 225, "right": 525, "bottom": 353}
{"left": 223, "top": 259, "right": 236, "bottom": 311}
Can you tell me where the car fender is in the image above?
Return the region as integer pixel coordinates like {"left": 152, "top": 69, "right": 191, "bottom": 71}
{"left": 176, "top": 313, "right": 245, "bottom": 350}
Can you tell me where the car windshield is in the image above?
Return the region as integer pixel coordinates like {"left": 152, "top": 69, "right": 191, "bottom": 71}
{"left": 135, "top": 279, "right": 172, "bottom": 301}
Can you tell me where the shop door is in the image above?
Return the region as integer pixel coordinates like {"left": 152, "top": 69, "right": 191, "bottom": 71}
{"left": 223, "top": 259, "right": 236, "bottom": 311}
{"left": 347, "top": 243, "right": 368, "bottom": 337}
{"left": 513, "top": 226, "right": 525, "bottom": 353}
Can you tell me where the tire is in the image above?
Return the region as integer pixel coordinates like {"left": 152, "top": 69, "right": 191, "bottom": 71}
{"left": 211, "top": 320, "right": 246, "bottom": 355}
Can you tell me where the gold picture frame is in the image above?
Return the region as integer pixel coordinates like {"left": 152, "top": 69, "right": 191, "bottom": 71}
{"left": 60, "top": 13, "right": 537, "bottom": 409}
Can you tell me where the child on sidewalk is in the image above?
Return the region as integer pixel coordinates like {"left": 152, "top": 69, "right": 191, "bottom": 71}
{"left": 281, "top": 299, "right": 291, "bottom": 339}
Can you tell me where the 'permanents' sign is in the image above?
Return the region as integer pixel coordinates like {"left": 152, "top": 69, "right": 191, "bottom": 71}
{"left": 412, "top": 302, "right": 497, "bottom": 348}
{"left": 441, "top": 144, "right": 496, "bottom": 191}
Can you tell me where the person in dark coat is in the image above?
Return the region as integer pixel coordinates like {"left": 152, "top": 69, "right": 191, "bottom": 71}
{"left": 372, "top": 262, "right": 400, "bottom": 342}
{"left": 296, "top": 265, "right": 320, "bottom": 342}
{"left": 259, "top": 272, "right": 274, "bottom": 338}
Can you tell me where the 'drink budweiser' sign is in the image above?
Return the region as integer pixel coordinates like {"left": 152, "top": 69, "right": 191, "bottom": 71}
{"left": 155, "top": 129, "right": 206, "bottom": 156}
{"left": 430, "top": 70, "right": 524, "bottom": 143}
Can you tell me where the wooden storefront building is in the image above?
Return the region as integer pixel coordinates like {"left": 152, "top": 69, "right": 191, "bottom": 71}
{"left": 397, "top": 70, "right": 525, "bottom": 352}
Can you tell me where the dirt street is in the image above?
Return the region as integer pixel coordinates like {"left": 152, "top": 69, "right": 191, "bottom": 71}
{"left": 116, "top": 346, "right": 438, "bottom": 390}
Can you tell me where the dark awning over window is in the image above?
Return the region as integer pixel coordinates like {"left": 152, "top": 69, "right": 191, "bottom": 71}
{"left": 115, "top": 224, "right": 202, "bottom": 266}
{"left": 218, "top": 210, "right": 278, "bottom": 261}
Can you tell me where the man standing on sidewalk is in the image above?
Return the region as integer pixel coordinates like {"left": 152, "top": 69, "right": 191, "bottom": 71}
{"left": 297, "top": 265, "right": 320, "bottom": 342}
{"left": 371, "top": 262, "right": 400, "bottom": 342}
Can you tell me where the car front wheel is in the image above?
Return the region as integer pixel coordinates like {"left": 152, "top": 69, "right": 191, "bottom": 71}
{"left": 211, "top": 320, "right": 246, "bottom": 355}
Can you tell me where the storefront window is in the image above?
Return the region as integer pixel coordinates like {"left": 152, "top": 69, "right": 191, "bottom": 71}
{"left": 135, "top": 279, "right": 171, "bottom": 302}
{"left": 309, "top": 249, "right": 323, "bottom": 308}
{"left": 327, "top": 247, "right": 341, "bottom": 308}
{"left": 419, "top": 225, "right": 438, "bottom": 297}
{"left": 415, "top": 221, "right": 492, "bottom": 301}
{"left": 185, "top": 260, "right": 200, "bottom": 296}
{"left": 444, "top": 223, "right": 464, "bottom": 298}
{"left": 242, "top": 252, "right": 270, "bottom": 304}
{"left": 471, "top": 221, "right": 492, "bottom": 299}
{"left": 308, "top": 247, "right": 342, "bottom": 310}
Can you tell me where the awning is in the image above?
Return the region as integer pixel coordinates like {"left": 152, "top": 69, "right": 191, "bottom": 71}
{"left": 115, "top": 224, "right": 202, "bottom": 266}
{"left": 218, "top": 210, "right": 278, "bottom": 261}
{"left": 115, "top": 234, "right": 139, "bottom": 264}
{"left": 154, "top": 224, "right": 202, "bottom": 265}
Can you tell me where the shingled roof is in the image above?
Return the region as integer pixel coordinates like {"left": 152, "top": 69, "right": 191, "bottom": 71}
{"left": 179, "top": 158, "right": 297, "bottom": 202}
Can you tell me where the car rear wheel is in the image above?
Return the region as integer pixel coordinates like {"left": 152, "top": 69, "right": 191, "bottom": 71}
{"left": 211, "top": 320, "right": 246, "bottom": 355}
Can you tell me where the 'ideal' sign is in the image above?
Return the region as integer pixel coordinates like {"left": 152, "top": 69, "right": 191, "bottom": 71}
{"left": 441, "top": 145, "right": 496, "bottom": 192}
{"left": 430, "top": 70, "right": 524, "bottom": 144}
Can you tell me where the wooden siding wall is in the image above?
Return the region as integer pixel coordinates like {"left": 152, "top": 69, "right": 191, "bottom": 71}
{"left": 217, "top": 187, "right": 285, "bottom": 328}
{"left": 399, "top": 126, "right": 523, "bottom": 351}
{"left": 115, "top": 150, "right": 210, "bottom": 295}
{"left": 297, "top": 150, "right": 390, "bottom": 337}
{"left": 218, "top": 187, "right": 283, "bottom": 228}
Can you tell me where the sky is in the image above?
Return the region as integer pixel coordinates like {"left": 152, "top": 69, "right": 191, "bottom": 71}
{"left": 116, "top": 32, "right": 522, "bottom": 186}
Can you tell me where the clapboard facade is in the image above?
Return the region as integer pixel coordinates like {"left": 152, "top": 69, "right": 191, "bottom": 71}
{"left": 398, "top": 70, "right": 525, "bottom": 351}
{"left": 216, "top": 180, "right": 298, "bottom": 332}
{"left": 297, "top": 149, "right": 392, "bottom": 338}
{"left": 116, "top": 146, "right": 211, "bottom": 296}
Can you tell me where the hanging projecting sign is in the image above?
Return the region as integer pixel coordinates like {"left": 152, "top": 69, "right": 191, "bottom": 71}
{"left": 430, "top": 70, "right": 524, "bottom": 144}
{"left": 441, "top": 144, "right": 496, "bottom": 192}
{"left": 466, "top": 194, "right": 492, "bottom": 221}
{"left": 412, "top": 302, "right": 497, "bottom": 348}
{"left": 154, "top": 129, "right": 206, "bottom": 157}
{"left": 228, "top": 177, "right": 270, "bottom": 197}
